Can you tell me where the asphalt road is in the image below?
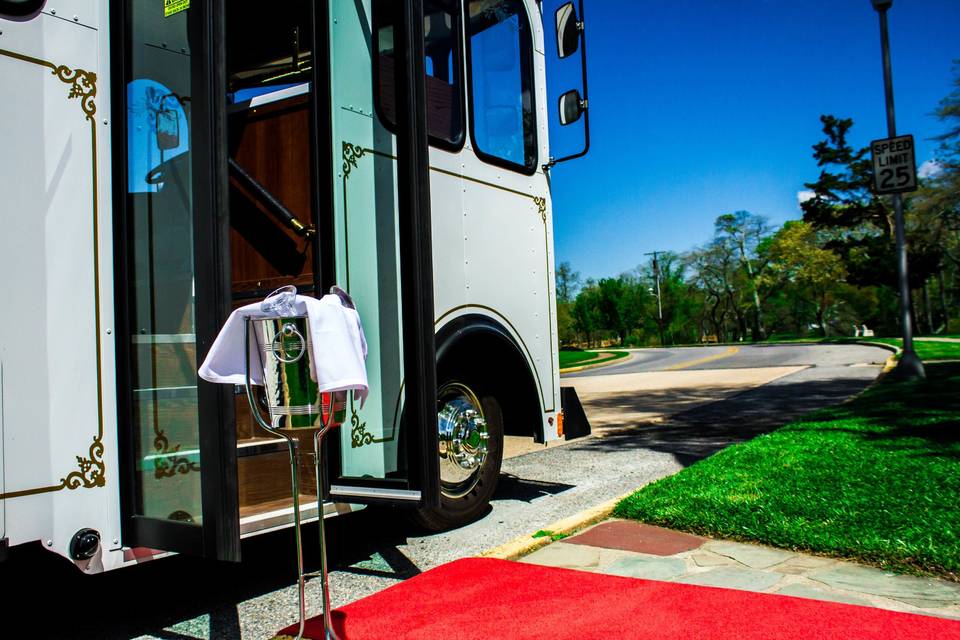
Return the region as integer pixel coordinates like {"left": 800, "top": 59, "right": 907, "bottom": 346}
{"left": 564, "top": 343, "right": 891, "bottom": 376}
{"left": 5, "top": 343, "right": 892, "bottom": 640}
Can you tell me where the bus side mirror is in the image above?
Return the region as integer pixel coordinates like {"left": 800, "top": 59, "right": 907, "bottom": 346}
{"left": 558, "top": 89, "right": 584, "bottom": 126}
{"left": 156, "top": 109, "right": 180, "bottom": 150}
{"left": 555, "top": 2, "right": 580, "bottom": 59}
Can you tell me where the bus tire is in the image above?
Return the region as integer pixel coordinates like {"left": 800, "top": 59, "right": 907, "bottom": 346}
{"left": 410, "top": 375, "right": 504, "bottom": 531}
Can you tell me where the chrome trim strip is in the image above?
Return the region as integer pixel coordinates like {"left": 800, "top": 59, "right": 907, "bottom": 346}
{"left": 238, "top": 500, "right": 354, "bottom": 537}
{"left": 329, "top": 486, "right": 422, "bottom": 501}
{"left": 130, "top": 333, "right": 197, "bottom": 344}
{"left": 267, "top": 404, "right": 322, "bottom": 415}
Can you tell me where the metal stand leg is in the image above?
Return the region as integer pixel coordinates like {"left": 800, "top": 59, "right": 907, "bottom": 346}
{"left": 243, "top": 319, "right": 341, "bottom": 639}
{"left": 314, "top": 428, "right": 340, "bottom": 640}
{"left": 286, "top": 434, "right": 308, "bottom": 640}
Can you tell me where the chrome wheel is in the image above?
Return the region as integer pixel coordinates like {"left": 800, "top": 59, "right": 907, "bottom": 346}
{"left": 437, "top": 382, "right": 490, "bottom": 499}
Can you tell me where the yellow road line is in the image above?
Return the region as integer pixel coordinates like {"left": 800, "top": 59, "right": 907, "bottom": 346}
{"left": 665, "top": 346, "right": 740, "bottom": 371}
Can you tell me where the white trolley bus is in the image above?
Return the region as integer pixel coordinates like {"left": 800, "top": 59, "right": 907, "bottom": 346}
{"left": 0, "top": 0, "right": 589, "bottom": 573}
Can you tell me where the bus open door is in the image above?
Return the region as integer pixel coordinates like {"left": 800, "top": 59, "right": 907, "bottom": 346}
{"left": 111, "top": 0, "right": 438, "bottom": 563}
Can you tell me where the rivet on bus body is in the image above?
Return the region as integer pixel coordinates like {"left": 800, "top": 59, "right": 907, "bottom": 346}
{"left": 103, "top": 119, "right": 108, "bottom": 125}
{"left": 73, "top": 15, "right": 78, "bottom": 21}
{"left": 46, "top": 540, "right": 53, "bottom": 547}
{"left": 106, "top": 329, "right": 112, "bottom": 335}
{"left": 50, "top": 9, "right": 56, "bottom": 15}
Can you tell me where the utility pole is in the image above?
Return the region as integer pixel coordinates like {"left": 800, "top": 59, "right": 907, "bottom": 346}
{"left": 645, "top": 251, "right": 665, "bottom": 347}
{"left": 871, "top": 0, "right": 926, "bottom": 379}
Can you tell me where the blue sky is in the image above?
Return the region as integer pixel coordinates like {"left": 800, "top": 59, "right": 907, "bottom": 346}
{"left": 546, "top": 0, "right": 960, "bottom": 281}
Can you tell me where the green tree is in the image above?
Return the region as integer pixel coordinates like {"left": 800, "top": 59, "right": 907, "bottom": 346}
{"left": 911, "top": 61, "right": 960, "bottom": 329}
{"left": 763, "top": 221, "right": 846, "bottom": 336}
{"left": 801, "top": 114, "right": 941, "bottom": 291}
{"left": 685, "top": 240, "right": 740, "bottom": 341}
{"left": 572, "top": 280, "right": 601, "bottom": 347}
{"left": 596, "top": 277, "right": 627, "bottom": 345}
{"left": 556, "top": 301, "right": 577, "bottom": 346}
{"left": 617, "top": 273, "right": 652, "bottom": 345}
{"left": 637, "top": 252, "right": 692, "bottom": 345}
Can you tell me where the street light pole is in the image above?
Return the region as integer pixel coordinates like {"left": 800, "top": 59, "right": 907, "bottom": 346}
{"left": 645, "top": 251, "right": 665, "bottom": 346}
{"left": 871, "top": 0, "right": 925, "bottom": 379}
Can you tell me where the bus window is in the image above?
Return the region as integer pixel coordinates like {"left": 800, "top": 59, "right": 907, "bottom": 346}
{"left": 225, "top": 1, "right": 314, "bottom": 96}
{"left": 466, "top": 0, "right": 537, "bottom": 173}
{"left": 120, "top": 1, "right": 202, "bottom": 524}
{"left": 373, "top": 0, "right": 465, "bottom": 149}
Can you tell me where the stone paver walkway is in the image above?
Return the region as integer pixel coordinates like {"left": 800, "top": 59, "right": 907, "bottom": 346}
{"left": 520, "top": 519, "right": 960, "bottom": 621}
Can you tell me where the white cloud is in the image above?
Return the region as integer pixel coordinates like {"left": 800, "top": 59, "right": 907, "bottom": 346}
{"left": 797, "top": 190, "right": 816, "bottom": 205}
{"left": 918, "top": 159, "right": 943, "bottom": 179}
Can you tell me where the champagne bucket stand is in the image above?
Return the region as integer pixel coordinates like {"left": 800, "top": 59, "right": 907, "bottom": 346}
{"left": 244, "top": 315, "right": 341, "bottom": 640}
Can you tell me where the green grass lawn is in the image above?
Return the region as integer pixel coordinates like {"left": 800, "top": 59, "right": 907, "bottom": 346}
{"left": 614, "top": 361, "right": 960, "bottom": 581}
{"left": 558, "top": 349, "right": 629, "bottom": 369}
{"left": 862, "top": 337, "right": 960, "bottom": 361}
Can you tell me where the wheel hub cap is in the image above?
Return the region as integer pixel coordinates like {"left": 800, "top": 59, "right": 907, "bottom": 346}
{"left": 437, "top": 384, "right": 489, "bottom": 498}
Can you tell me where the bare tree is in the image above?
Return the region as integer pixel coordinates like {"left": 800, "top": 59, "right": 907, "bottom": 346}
{"left": 715, "top": 211, "right": 771, "bottom": 340}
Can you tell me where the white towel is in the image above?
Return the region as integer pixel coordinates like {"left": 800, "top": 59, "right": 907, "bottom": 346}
{"left": 198, "top": 293, "right": 368, "bottom": 404}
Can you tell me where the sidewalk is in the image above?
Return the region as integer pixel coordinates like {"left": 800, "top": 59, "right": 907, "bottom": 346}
{"left": 273, "top": 522, "right": 960, "bottom": 639}
{"left": 519, "top": 519, "right": 960, "bottom": 621}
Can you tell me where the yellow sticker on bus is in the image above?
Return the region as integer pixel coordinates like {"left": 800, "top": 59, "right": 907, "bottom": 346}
{"left": 164, "top": 0, "right": 189, "bottom": 17}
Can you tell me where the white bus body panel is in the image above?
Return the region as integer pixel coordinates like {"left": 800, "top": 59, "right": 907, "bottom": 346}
{"left": 0, "top": 4, "right": 126, "bottom": 572}
{"left": 0, "top": 0, "right": 561, "bottom": 571}
{"left": 435, "top": 3, "right": 560, "bottom": 437}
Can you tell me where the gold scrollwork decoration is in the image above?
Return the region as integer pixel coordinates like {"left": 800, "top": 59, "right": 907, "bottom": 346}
{"left": 60, "top": 435, "right": 106, "bottom": 490}
{"left": 0, "top": 49, "right": 105, "bottom": 501}
{"left": 153, "top": 430, "right": 201, "bottom": 479}
{"left": 342, "top": 141, "right": 367, "bottom": 180}
{"left": 51, "top": 64, "right": 97, "bottom": 121}
{"left": 533, "top": 196, "right": 547, "bottom": 223}
{"left": 350, "top": 409, "right": 388, "bottom": 448}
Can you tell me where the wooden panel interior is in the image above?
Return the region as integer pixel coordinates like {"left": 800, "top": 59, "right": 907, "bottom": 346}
{"left": 228, "top": 94, "right": 315, "bottom": 298}
{"left": 237, "top": 436, "right": 320, "bottom": 517}
{"left": 228, "top": 93, "right": 322, "bottom": 520}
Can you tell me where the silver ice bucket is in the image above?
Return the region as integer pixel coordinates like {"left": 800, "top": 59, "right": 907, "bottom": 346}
{"left": 243, "top": 287, "right": 346, "bottom": 432}
{"left": 250, "top": 315, "right": 322, "bottom": 430}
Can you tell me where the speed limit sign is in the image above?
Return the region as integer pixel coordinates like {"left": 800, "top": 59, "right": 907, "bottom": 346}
{"left": 870, "top": 134, "right": 918, "bottom": 194}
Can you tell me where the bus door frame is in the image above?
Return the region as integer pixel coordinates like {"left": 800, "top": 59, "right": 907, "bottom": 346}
{"left": 113, "top": 0, "right": 240, "bottom": 561}
{"left": 114, "top": 0, "right": 438, "bottom": 562}
{"left": 324, "top": 0, "right": 440, "bottom": 510}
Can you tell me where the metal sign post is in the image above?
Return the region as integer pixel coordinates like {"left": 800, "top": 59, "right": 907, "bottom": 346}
{"left": 870, "top": 0, "right": 925, "bottom": 379}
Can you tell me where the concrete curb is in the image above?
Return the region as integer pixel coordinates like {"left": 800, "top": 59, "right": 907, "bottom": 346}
{"left": 856, "top": 340, "right": 900, "bottom": 355}
{"left": 859, "top": 341, "right": 901, "bottom": 390}
{"left": 478, "top": 491, "right": 636, "bottom": 561}
{"left": 559, "top": 352, "right": 632, "bottom": 374}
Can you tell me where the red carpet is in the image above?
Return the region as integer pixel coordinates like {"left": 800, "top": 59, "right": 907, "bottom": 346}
{"left": 278, "top": 558, "right": 960, "bottom": 639}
